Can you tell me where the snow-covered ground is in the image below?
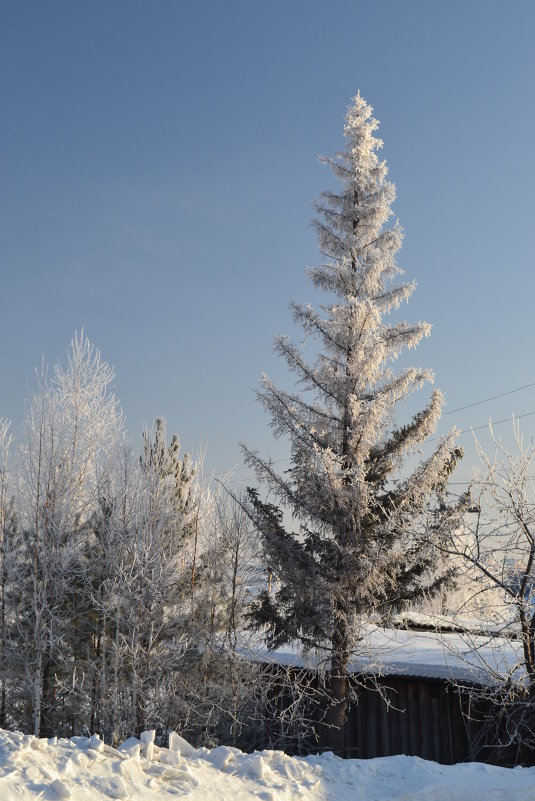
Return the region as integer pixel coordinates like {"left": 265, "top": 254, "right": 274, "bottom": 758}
{"left": 0, "top": 728, "right": 534, "bottom": 801}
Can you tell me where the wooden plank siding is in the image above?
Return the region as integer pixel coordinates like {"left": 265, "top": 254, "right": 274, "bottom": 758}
{"left": 346, "top": 675, "right": 479, "bottom": 764}
{"left": 257, "top": 666, "right": 500, "bottom": 765}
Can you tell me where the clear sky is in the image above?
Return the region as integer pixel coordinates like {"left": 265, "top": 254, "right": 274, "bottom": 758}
{"left": 1, "top": 0, "right": 534, "bottom": 491}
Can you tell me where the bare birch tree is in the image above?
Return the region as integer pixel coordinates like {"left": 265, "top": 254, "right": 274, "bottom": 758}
{"left": 444, "top": 422, "right": 535, "bottom": 763}
{"left": 0, "top": 419, "right": 15, "bottom": 727}
{"left": 15, "top": 332, "right": 123, "bottom": 736}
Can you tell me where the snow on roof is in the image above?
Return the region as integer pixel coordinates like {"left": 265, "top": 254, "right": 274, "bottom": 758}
{"left": 246, "top": 625, "right": 523, "bottom": 685}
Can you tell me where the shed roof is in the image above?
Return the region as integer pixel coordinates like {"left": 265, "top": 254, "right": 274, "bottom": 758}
{"left": 246, "top": 625, "right": 523, "bottom": 685}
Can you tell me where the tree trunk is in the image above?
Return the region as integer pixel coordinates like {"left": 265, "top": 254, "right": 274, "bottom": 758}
{"left": 325, "top": 602, "right": 349, "bottom": 755}
{"left": 40, "top": 647, "right": 54, "bottom": 738}
{"left": 90, "top": 627, "right": 102, "bottom": 735}
{"left": 0, "top": 539, "right": 6, "bottom": 728}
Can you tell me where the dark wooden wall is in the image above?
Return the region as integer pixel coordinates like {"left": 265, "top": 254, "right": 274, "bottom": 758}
{"left": 345, "top": 675, "right": 473, "bottom": 764}
{"left": 258, "top": 666, "right": 497, "bottom": 766}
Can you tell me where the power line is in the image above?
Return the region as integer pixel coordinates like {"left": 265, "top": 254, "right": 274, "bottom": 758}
{"left": 444, "top": 381, "right": 535, "bottom": 416}
{"left": 212, "top": 381, "right": 535, "bottom": 481}
{"left": 457, "top": 409, "right": 535, "bottom": 436}
{"left": 212, "top": 456, "right": 290, "bottom": 479}
{"left": 216, "top": 411, "right": 535, "bottom": 484}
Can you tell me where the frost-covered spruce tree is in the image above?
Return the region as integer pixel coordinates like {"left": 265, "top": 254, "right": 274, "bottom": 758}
{"left": 243, "top": 94, "right": 463, "bottom": 754}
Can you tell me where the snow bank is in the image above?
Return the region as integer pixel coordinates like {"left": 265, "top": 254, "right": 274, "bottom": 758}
{"left": 0, "top": 728, "right": 533, "bottom": 800}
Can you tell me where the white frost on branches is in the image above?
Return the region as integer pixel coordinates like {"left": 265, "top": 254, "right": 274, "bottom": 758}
{"left": 243, "top": 94, "right": 462, "bottom": 752}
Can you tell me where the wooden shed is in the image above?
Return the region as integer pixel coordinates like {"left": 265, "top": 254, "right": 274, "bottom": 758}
{"left": 251, "top": 626, "right": 520, "bottom": 765}
{"left": 344, "top": 672, "right": 477, "bottom": 763}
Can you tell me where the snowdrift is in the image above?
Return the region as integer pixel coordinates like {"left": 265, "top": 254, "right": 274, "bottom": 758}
{"left": 0, "top": 728, "right": 534, "bottom": 800}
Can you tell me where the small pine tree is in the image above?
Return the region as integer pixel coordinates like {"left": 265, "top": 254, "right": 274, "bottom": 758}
{"left": 243, "top": 94, "right": 463, "bottom": 753}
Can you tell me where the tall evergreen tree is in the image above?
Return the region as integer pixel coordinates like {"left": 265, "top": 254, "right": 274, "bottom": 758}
{"left": 243, "top": 94, "right": 463, "bottom": 753}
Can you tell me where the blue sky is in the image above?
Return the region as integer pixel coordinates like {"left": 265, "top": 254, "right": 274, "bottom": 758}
{"left": 1, "top": 0, "right": 534, "bottom": 489}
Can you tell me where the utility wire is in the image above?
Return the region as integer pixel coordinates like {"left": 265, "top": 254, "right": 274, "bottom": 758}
{"left": 444, "top": 381, "right": 535, "bottom": 416}
{"left": 457, "top": 409, "right": 535, "bottom": 435}
{"left": 216, "top": 409, "right": 535, "bottom": 480}
{"left": 212, "top": 381, "right": 535, "bottom": 481}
